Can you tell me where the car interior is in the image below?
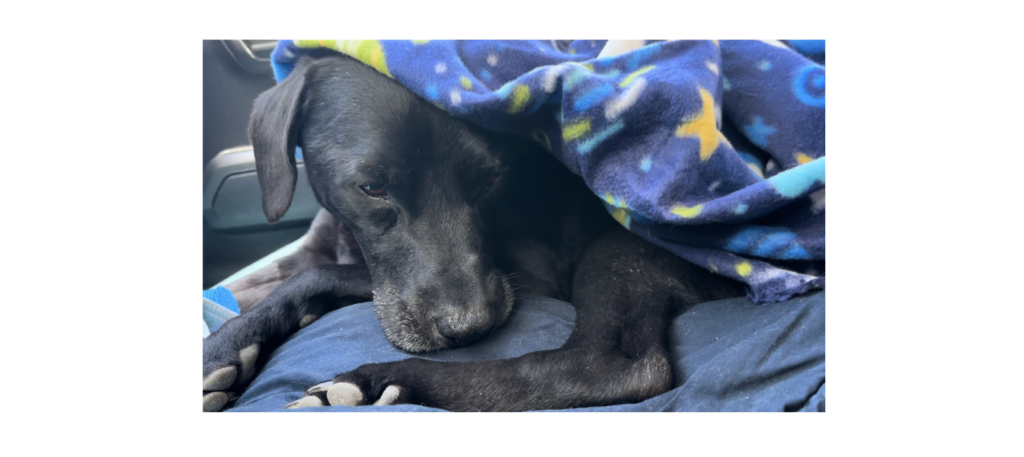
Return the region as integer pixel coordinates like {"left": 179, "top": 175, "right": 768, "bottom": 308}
{"left": 203, "top": 40, "right": 318, "bottom": 288}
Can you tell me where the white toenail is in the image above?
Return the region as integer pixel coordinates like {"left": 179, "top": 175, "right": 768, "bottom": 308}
{"left": 238, "top": 343, "right": 260, "bottom": 383}
{"left": 203, "top": 392, "right": 229, "bottom": 412}
{"left": 373, "top": 385, "right": 402, "bottom": 406}
{"left": 299, "top": 314, "right": 319, "bottom": 328}
{"left": 285, "top": 396, "right": 325, "bottom": 409}
{"left": 307, "top": 381, "right": 334, "bottom": 394}
{"left": 203, "top": 366, "right": 237, "bottom": 391}
{"left": 327, "top": 382, "right": 364, "bottom": 406}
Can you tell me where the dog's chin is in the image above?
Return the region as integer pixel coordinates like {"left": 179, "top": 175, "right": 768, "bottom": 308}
{"left": 374, "top": 303, "right": 449, "bottom": 353}
{"left": 381, "top": 322, "right": 451, "bottom": 353}
{"left": 373, "top": 276, "right": 515, "bottom": 353}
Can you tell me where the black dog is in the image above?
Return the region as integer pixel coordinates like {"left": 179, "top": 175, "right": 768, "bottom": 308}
{"left": 203, "top": 52, "right": 744, "bottom": 412}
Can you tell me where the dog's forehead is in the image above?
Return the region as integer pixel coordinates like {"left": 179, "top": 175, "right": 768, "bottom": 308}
{"left": 300, "top": 60, "right": 504, "bottom": 183}
{"left": 341, "top": 113, "right": 500, "bottom": 180}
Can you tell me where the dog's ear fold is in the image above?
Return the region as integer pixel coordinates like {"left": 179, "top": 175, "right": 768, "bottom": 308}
{"left": 248, "top": 65, "right": 308, "bottom": 223}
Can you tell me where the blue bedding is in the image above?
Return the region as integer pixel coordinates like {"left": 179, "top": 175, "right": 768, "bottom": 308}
{"left": 227, "top": 291, "right": 824, "bottom": 412}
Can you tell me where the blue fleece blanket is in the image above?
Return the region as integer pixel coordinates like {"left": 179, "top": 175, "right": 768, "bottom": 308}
{"left": 271, "top": 40, "right": 825, "bottom": 304}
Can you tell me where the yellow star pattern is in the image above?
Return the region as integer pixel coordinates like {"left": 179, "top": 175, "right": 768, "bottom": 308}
{"left": 611, "top": 208, "right": 631, "bottom": 229}
{"left": 675, "top": 87, "right": 727, "bottom": 161}
{"left": 735, "top": 261, "right": 752, "bottom": 277}
{"left": 670, "top": 204, "right": 703, "bottom": 218}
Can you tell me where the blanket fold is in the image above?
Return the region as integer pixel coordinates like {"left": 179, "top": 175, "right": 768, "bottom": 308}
{"left": 271, "top": 40, "right": 825, "bottom": 304}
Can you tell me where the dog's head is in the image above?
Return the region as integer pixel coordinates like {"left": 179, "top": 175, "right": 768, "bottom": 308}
{"left": 248, "top": 54, "right": 515, "bottom": 353}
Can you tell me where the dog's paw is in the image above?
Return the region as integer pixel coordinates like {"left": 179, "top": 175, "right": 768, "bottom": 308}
{"left": 202, "top": 342, "right": 260, "bottom": 412}
{"left": 284, "top": 368, "right": 410, "bottom": 409}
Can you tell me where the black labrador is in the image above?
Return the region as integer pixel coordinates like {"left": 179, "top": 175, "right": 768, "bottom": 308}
{"left": 202, "top": 52, "right": 744, "bottom": 412}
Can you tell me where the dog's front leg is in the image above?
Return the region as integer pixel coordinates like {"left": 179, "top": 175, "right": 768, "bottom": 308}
{"left": 203, "top": 264, "right": 371, "bottom": 411}
{"left": 286, "top": 342, "right": 674, "bottom": 412}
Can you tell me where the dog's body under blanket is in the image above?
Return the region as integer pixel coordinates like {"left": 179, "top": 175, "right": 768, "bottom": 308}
{"left": 271, "top": 40, "right": 826, "bottom": 304}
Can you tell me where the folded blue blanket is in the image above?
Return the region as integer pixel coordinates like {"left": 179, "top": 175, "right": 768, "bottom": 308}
{"left": 271, "top": 40, "right": 825, "bottom": 304}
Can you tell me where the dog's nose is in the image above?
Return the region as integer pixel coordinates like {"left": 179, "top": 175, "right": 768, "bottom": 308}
{"left": 434, "top": 314, "right": 491, "bottom": 347}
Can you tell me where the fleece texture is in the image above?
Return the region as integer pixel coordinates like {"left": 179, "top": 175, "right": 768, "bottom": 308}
{"left": 270, "top": 40, "right": 825, "bottom": 304}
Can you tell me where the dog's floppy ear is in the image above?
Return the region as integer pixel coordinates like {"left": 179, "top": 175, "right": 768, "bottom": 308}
{"left": 248, "top": 65, "right": 308, "bottom": 223}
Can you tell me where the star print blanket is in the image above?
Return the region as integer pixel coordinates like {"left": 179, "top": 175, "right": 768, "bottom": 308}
{"left": 270, "top": 40, "right": 826, "bottom": 304}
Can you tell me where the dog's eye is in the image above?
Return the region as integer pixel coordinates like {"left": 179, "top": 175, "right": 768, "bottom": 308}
{"left": 359, "top": 183, "right": 387, "bottom": 198}
{"left": 483, "top": 173, "right": 500, "bottom": 193}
